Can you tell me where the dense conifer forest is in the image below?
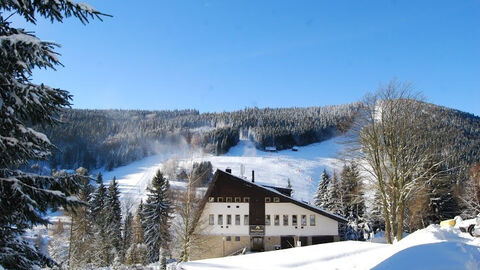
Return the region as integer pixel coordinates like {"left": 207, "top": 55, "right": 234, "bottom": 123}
{"left": 40, "top": 104, "right": 360, "bottom": 170}
{"left": 36, "top": 103, "right": 480, "bottom": 177}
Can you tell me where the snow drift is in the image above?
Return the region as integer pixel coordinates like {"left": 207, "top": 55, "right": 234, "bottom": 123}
{"left": 180, "top": 225, "right": 480, "bottom": 270}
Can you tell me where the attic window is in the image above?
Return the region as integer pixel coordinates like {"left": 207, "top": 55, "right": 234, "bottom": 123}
{"left": 244, "top": 197, "right": 250, "bottom": 203}
{"left": 217, "top": 197, "right": 224, "bottom": 202}
{"left": 208, "top": 197, "right": 215, "bottom": 202}
{"left": 226, "top": 197, "right": 232, "bottom": 202}
{"left": 265, "top": 197, "right": 271, "bottom": 203}
{"left": 235, "top": 197, "right": 241, "bottom": 203}
{"left": 273, "top": 197, "right": 280, "bottom": 203}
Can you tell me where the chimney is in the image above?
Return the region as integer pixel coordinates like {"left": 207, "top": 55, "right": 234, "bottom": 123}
{"left": 252, "top": 170, "right": 255, "bottom": 183}
{"left": 226, "top": 168, "right": 232, "bottom": 174}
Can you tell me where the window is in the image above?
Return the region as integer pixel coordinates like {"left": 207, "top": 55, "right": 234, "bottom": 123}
{"left": 244, "top": 215, "right": 249, "bottom": 225}
{"left": 235, "top": 197, "right": 241, "bottom": 202}
{"left": 273, "top": 197, "right": 280, "bottom": 203}
{"left": 292, "top": 215, "right": 297, "bottom": 226}
{"left": 235, "top": 236, "right": 240, "bottom": 241}
{"left": 310, "top": 215, "right": 316, "bottom": 226}
{"left": 244, "top": 197, "right": 250, "bottom": 203}
{"left": 274, "top": 215, "right": 280, "bottom": 226}
{"left": 226, "top": 236, "right": 231, "bottom": 241}
{"left": 208, "top": 197, "right": 215, "bottom": 202}
{"left": 301, "top": 215, "right": 307, "bottom": 226}
{"left": 265, "top": 197, "right": 271, "bottom": 203}
{"left": 265, "top": 215, "right": 271, "bottom": 225}
{"left": 217, "top": 197, "right": 224, "bottom": 202}
{"left": 283, "top": 215, "right": 289, "bottom": 226}
{"left": 226, "top": 197, "right": 232, "bottom": 202}
{"left": 218, "top": 215, "right": 223, "bottom": 225}
{"left": 209, "top": 214, "right": 214, "bottom": 225}
{"left": 227, "top": 214, "right": 232, "bottom": 225}
{"left": 235, "top": 215, "right": 240, "bottom": 225}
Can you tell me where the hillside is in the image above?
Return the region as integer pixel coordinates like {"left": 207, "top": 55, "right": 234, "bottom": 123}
{"left": 40, "top": 105, "right": 358, "bottom": 171}
{"left": 37, "top": 103, "right": 480, "bottom": 178}
{"left": 99, "top": 135, "right": 345, "bottom": 205}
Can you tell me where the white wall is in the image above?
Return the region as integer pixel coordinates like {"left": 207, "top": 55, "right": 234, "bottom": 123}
{"left": 200, "top": 202, "right": 339, "bottom": 237}
{"left": 200, "top": 202, "right": 250, "bottom": 236}
{"left": 265, "top": 203, "right": 338, "bottom": 236}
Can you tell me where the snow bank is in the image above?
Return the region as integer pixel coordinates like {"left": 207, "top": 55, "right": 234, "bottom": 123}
{"left": 181, "top": 226, "right": 480, "bottom": 270}
{"left": 373, "top": 225, "right": 480, "bottom": 270}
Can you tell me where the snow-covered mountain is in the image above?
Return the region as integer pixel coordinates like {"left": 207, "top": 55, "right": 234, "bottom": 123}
{"left": 99, "top": 136, "right": 346, "bottom": 205}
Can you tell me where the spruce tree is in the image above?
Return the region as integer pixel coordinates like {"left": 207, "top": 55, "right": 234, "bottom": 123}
{"left": 313, "top": 169, "right": 330, "bottom": 208}
{"left": 143, "top": 170, "right": 172, "bottom": 264}
{"left": 91, "top": 172, "right": 107, "bottom": 219}
{"left": 90, "top": 172, "right": 109, "bottom": 266}
{"left": 105, "top": 177, "right": 122, "bottom": 264}
{"left": 369, "top": 191, "right": 385, "bottom": 233}
{"left": 122, "top": 211, "right": 133, "bottom": 262}
{"left": 326, "top": 171, "right": 342, "bottom": 215}
{"left": 340, "top": 163, "right": 365, "bottom": 218}
{"left": 125, "top": 203, "right": 147, "bottom": 265}
{"left": 68, "top": 168, "right": 94, "bottom": 268}
{"left": 340, "top": 163, "right": 367, "bottom": 240}
{"left": 0, "top": 2, "right": 105, "bottom": 269}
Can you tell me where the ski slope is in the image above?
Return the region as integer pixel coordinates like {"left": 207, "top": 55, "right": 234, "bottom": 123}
{"left": 180, "top": 225, "right": 480, "bottom": 270}
{"left": 99, "top": 136, "right": 346, "bottom": 204}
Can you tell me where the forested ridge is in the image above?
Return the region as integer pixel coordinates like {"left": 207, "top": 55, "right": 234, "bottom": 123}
{"left": 38, "top": 102, "right": 480, "bottom": 176}
{"left": 40, "top": 104, "right": 359, "bottom": 170}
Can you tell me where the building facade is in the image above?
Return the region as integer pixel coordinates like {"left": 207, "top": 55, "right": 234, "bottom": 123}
{"left": 191, "top": 169, "right": 346, "bottom": 260}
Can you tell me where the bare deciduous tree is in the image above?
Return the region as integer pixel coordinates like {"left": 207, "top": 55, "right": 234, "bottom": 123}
{"left": 172, "top": 161, "right": 210, "bottom": 262}
{"left": 346, "top": 80, "right": 444, "bottom": 243}
{"left": 460, "top": 163, "right": 480, "bottom": 216}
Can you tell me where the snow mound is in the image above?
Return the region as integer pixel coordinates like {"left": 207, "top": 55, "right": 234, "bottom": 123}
{"left": 373, "top": 225, "right": 480, "bottom": 270}
{"left": 181, "top": 226, "right": 480, "bottom": 270}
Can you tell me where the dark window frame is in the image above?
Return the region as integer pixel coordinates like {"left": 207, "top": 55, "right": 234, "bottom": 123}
{"left": 227, "top": 214, "right": 232, "bottom": 225}
{"left": 283, "top": 215, "right": 289, "bottom": 226}
{"left": 235, "top": 214, "right": 240, "bottom": 225}
{"left": 218, "top": 214, "right": 223, "bottom": 225}
{"left": 209, "top": 214, "right": 214, "bottom": 225}
{"left": 301, "top": 215, "right": 307, "bottom": 226}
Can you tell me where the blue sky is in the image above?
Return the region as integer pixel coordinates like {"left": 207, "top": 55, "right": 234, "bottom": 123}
{"left": 12, "top": 0, "right": 480, "bottom": 115}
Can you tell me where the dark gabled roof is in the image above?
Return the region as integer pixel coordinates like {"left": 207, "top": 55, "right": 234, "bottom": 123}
{"left": 197, "top": 169, "right": 346, "bottom": 223}
{"left": 261, "top": 185, "right": 292, "bottom": 197}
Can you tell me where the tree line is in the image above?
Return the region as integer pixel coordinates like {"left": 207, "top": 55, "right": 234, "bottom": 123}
{"left": 39, "top": 104, "right": 359, "bottom": 171}
{"left": 51, "top": 161, "right": 213, "bottom": 269}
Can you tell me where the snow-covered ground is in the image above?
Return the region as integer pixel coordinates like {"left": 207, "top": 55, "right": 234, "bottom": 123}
{"left": 98, "top": 136, "right": 346, "bottom": 205}
{"left": 180, "top": 225, "right": 480, "bottom": 270}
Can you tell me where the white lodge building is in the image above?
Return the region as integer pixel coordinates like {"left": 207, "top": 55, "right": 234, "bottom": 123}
{"left": 191, "top": 169, "right": 346, "bottom": 260}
